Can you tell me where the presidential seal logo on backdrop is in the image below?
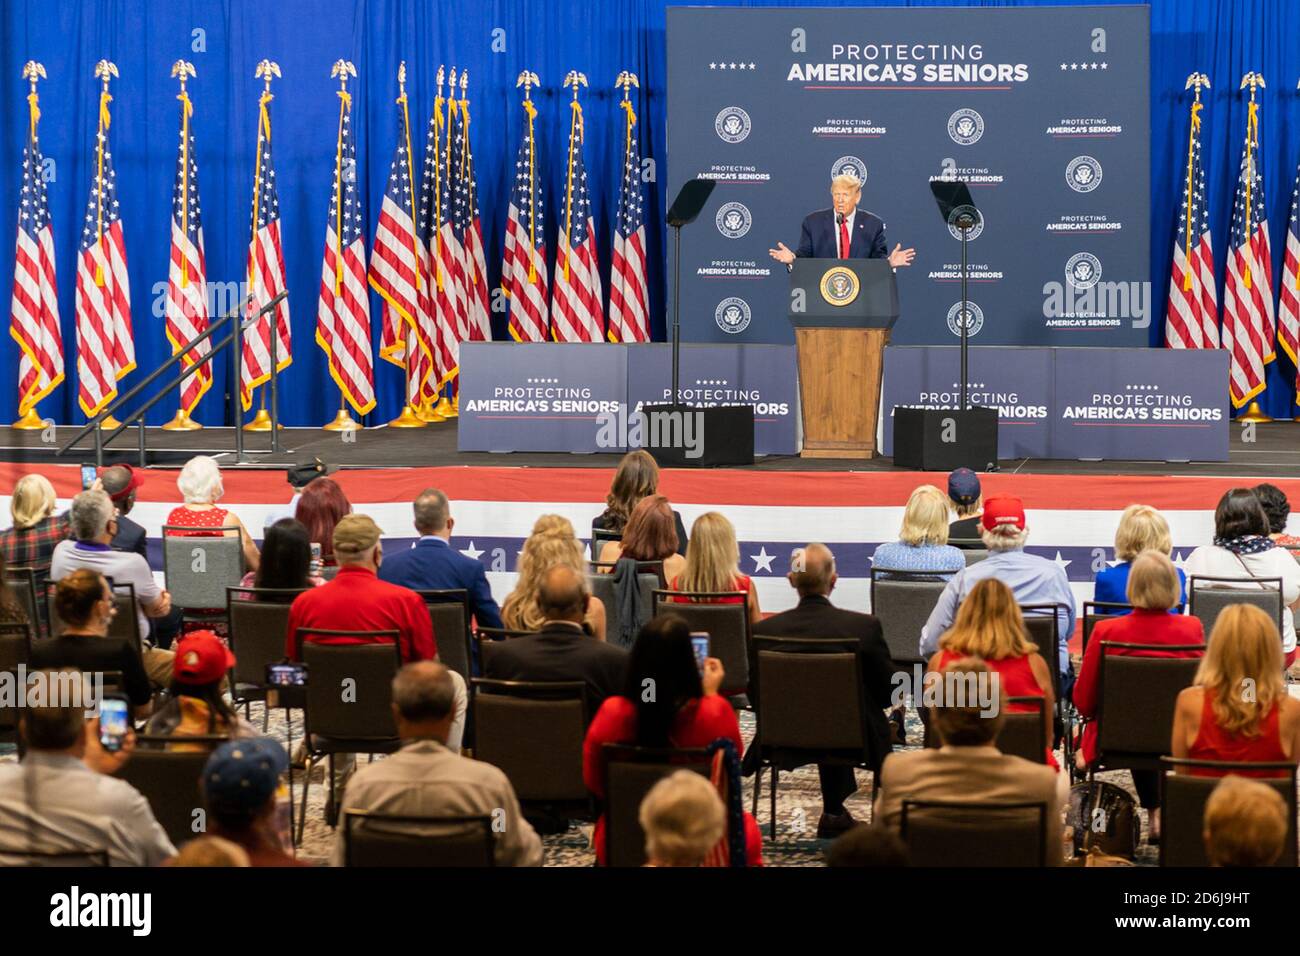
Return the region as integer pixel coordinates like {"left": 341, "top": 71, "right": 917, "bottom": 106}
{"left": 819, "top": 266, "right": 860, "bottom": 307}
{"left": 1065, "top": 252, "right": 1102, "bottom": 290}
{"left": 830, "top": 155, "right": 868, "bottom": 185}
{"left": 1066, "top": 155, "right": 1102, "bottom": 192}
{"left": 715, "top": 201, "right": 753, "bottom": 238}
{"left": 715, "top": 297, "right": 752, "bottom": 334}
{"left": 715, "top": 106, "right": 752, "bottom": 143}
{"left": 947, "top": 301, "right": 985, "bottom": 337}
{"left": 947, "top": 108, "right": 985, "bottom": 145}
{"left": 946, "top": 205, "right": 984, "bottom": 241}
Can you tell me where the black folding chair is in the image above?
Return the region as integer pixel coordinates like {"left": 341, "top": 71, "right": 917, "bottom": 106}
{"left": 342, "top": 810, "right": 495, "bottom": 867}
{"left": 1159, "top": 757, "right": 1298, "bottom": 867}
{"left": 900, "top": 799, "right": 1049, "bottom": 867}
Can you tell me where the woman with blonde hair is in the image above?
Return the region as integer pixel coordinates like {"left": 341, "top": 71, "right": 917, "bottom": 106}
{"left": 871, "top": 484, "right": 964, "bottom": 578}
{"left": 501, "top": 515, "right": 607, "bottom": 639}
{"left": 638, "top": 769, "right": 726, "bottom": 867}
{"left": 666, "top": 511, "right": 761, "bottom": 626}
{"left": 1173, "top": 603, "right": 1300, "bottom": 777}
{"left": 592, "top": 450, "right": 688, "bottom": 556}
{"left": 1093, "top": 504, "right": 1184, "bottom": 611}
{"left": 928, "top": 577, "right": 1055, "bottom": 762}
{"left": 0, "top": 473, "right": 67, "bottom": 569}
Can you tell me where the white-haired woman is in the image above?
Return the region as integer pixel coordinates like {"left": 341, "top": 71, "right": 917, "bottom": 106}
{"left": 870, "top": 484, "right": 965, "bottom": 579}
{"left": 0, "top": 473, "right": 68, "bottom": 569}
{"left": 165, "top": 456, "right": 259, "bottom": 571}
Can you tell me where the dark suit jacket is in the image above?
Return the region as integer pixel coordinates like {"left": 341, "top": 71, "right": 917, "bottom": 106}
{"left": 794, "top": 208, "right": 888, "bottom": 261}
{"left": 482, "top": 623, "right": 628, "bottom": 718}
{"left": 377, "top": 537, "right": 503, "bottom": 630}
{"left": 751, "top": 593, "right": 895, "bottom": 769}
{"left": 110, "top": 514, "right": 148, "bottom": 561}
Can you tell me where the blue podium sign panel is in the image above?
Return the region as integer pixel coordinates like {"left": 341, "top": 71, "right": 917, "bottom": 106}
{"left": 666, "top": 5, "right": 1150, "bottom": 347}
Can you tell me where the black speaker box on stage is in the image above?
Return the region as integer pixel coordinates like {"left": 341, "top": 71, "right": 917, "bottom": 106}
{"left": 641, "top": 403, "right": 754, "bottom": 468}
{"left": 892, "top": 406, "right": 998, "bottom": 472}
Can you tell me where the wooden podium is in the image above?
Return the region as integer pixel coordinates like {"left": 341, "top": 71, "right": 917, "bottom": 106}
{"left": 788, "top": 259, "right": 899, "bottom": 459}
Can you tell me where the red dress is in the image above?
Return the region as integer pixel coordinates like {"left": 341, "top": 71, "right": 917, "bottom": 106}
{"left": 582, "top": 694, "right": 763, "bottom": 866}
{"left": 166, "top": 505, "right": 235, "bottom": 535}
{"left": 934, "top": 648, "right": 1058, "bottom": 770}
{"left": 1072, "top": 608, "right": 1205, "bottom": 765}
{"left": 1189, "top": 688, "right": 1291, "bottom": 777}
{"left": 666, "top": 573, "right": 751, "bottom": 604}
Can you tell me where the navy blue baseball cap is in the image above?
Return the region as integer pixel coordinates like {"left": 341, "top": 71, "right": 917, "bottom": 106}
{"left": 947, "top": 468, "right": 981, "bottom": 506}
{"left": 203, "top": 738, "right": 287, "bottom": 815}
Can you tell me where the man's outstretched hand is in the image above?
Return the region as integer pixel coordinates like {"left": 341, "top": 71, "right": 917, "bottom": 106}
{"left": 888, "top": 243, "right": 916, "bottom": 268}
{"left": 768, "top": 242, "right": 795, "bottom": 265}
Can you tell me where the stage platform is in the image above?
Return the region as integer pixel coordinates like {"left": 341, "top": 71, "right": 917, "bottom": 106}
{"left": 1, "top": 419, "right": 1295, "bottom": 478}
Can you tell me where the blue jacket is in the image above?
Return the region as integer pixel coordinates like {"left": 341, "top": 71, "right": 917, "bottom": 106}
{"left": 378, "top": 537, "right": 504, "bottom": 630}
{"left": 795, "top": 207, "right": 888, "bottom": 260}
{"left": 1094, "top": 561, "right": 1187, "bottom": 612}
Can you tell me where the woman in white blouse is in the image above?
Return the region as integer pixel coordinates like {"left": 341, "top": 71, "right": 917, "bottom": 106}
{"left": 1184, "top": 488, "right": 1300, "bottom": 666}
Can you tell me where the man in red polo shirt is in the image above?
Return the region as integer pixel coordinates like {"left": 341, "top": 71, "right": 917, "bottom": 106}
{"left": 285, "top": 514, "right": 436, "bottom": 663}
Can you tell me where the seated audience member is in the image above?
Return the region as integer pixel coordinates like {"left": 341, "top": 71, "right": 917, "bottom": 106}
{"left": 378, "top": 487, "right": 503, "bottom": 630}
{"left": 1254, "top": 482, "right": 1300, "bottom": 559}
{"left": 166, "top": 455, "right": 260, "bottom": 572}
{"left": 296, "top": 476, "right": 353, "bottom": 571}
{"left": 284, "top": 514, "right": 465, "bottom": 751}
{"left": 920, "top": 495, "right": 1075, "bottom": 690}
{"left": 874, "top": 657, "right": 1063, "bottom": 854}
{"left": 0, "top": 555, "right": 29, "bottom": 625}
{"left": 871, "top": 484, "right": 965, "bottom": 577}
{"left": 484, "top": 565, "right": 627, "bottom": 713}
{"left": 502, "top": 515, "right": 607, "bottom": 640}
{"left": 145, "top": 630, "right": 255, "bottom": 739}
{"left": 666, "top": 512, "right": 762, "bottom": 627}
{"left": 31, "top": 570, "right": 163, "bottom": 709}
{"left": 946, "top": 467, "right": 983, "bottom": 545}
{"left": 1172, "top": 604, "right": 1300, "bottom": 775}
{"left": 0, "top": 473, "right": 68, "bottom": 570}
{"left": 583, "top": 615, "right": 764, "bottom": 866}
{"left": 1184, "top": 487, "right": 1300, "bottom": 665}
{"left": 170, "top": 835, "right": 251, "bottom": 867}
{"left": 0, "top": 669, "right": 175, "bottom": 866}
{"left": 202, "top": 737, "right": 304, "bottom": 867}
{"left": 100, "top": 464, "right": 147, "bottom": 559}
{"left": 750, "top": 544, "right": 894, "bottom": 836}
{"left": 825, "top": 824, "right": 910, "bottom": 867}
{"left": 241, "top": 517, "right": 322, "bottom": 593}
{"left": 1074, "top": 550, "right": 1205, "bottom": 838}
{"left": 1093, "top": 504, "right": 1186, "bottom": 611}
{"left": 593, "top": 449, "right": 689, "bottom": 556}
{"left": 597, "top": 494, "right": 686, "bottom": 583}
{"left": 638, "top": 770, "right": 726, "bottom": 868}
{"left": 929, "top": 577, "right": 1056, "bottom": 767}
{"left": 264, "top": 458, "right": 334, "bottom": 530}
{"left": 51, "top": 490, "right": 176, "bottom": 667}
{"left": 332, "top": 662, "right": 542, "bottom": 867}
{"left": 1203, "top": 775, "right": 1290, "bottom": 867}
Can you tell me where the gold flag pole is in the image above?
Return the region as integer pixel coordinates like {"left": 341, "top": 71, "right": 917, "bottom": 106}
{"left": 388, "top": 62, "right": 427, "bottom": 429}
{"left": 430, "top": 66, "right": 462, "bottom": 422}
{"left": 1236, "top": 71, "right": 1273, "bottom": 424}
{"left": 162, "top": 60, "right": 203, "bottom": 431}
{"left": 13, "top": 61, "right": 53, "bottom": 430}
{"left": 93, "top": 60, "right": 125, "bottom": 431}
{"left": 323, "top": 58, "right": 362, "bottom": 432}
{"left": 244, "top": 59, "right": 282, "bottom": 432}
{"left": 451, "top": 68, "right": 474, "bottom": 415}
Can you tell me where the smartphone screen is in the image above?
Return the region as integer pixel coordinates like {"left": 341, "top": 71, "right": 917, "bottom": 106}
{"left": 266, "top": 662, "right": 308, "bottom": 687}
{"left": 98, "top": 697, "right": 130, "bottom": 752}
{"left": 309, "top": 542, "right": 323, "bottom": 575}
{"left": 80, "top": 464, "right": 98, "bottom": 490}
{"left": 690, "top": 633, "right": 709, "bottom": 676}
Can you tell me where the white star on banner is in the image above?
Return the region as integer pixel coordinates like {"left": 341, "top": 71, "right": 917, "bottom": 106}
{"left": 1052, "top": 551, "right": 1072, "bottom": 572}
{"left": 459, "top": 541, "right": 485, "bottom": 561}
{"left": 751, "top": 547, "right": 775, "bottom": 573}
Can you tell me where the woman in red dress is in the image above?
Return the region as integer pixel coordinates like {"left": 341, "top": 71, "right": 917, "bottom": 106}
{"left": 165, "top": 455, "right": 260, "bottom": 571}
{"left": 665, "top": 512, "right": 761, "bottom": 627}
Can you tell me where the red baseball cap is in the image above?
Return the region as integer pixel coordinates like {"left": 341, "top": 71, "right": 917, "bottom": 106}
{"left": 105, "top": 464, "right": 144, "bottom": 503}
{"left": 981, "top": 495, "right": 1026, "bottom": 532}
{"left": 173, "top": 630, "right": 237, "bottom": 685}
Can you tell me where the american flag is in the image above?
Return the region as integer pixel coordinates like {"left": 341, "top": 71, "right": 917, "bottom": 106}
{"left": 551, "top": 103, "right": 603, "bottom": 342}
{"left": 503, "top": 101, "right": 549, "bottom": 342}
{"left": 1277, "top": 159, "right": 1300, "bottom": 390}
{"left": 453, "top": 91, "right": 491, "bottom": 341}
{"left": 427, "top": 89, "right": 462, "bottom": 384}
{"left": 239, "top": 95, "right": 292, "bottom": 411}
{"left": 371, "top": 91, "right": 436, "bottom": 408}
{"left": 1222, "top": 101, "right": 1276, "bottom": 408}
{"left": 316, "top": 93, "right": 375, "bottom": 416}
{"left": 9, "top": 88, "right": 64, "bottom": 415}
{"left": 75, "top": 98, "right": 134, "bottom": 418}
{"left": 1164, "top": 99, "right": 1217, "bottom": 350}
{"left": 165, "top": 91, "right": 211, "bottom": 416}
{"left": 608, "top": 98, "right": 650, "bottom": 343}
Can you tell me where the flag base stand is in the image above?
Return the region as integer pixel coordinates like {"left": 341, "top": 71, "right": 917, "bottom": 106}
{"left": 433, "top": 395, "right": 456, "bottom": 420}
{"left": 388, "top": 405, "right": 428, "bottom": 428}
{"left": 161, "top": 408, "right": 203, "bottom": 431}
{"left": 242, "top": 408, "right": 282, "bottom": 432}
{"left": 99, "top": 415, "right": 123, "bottom": 430}
{"left": 416, "top": 401, "right": 446, "bottom": 424}
{"left": 11, "top": 408, "right": 46, "bottom": 430}
{"left": 322, "top": 409, "right": 360, "bottom": 431}
{"left": 452, "top": 395, "right": 458, "bottom": 413}
{"left": 1238, "top": 401, "right": 1273, "bottom": 424}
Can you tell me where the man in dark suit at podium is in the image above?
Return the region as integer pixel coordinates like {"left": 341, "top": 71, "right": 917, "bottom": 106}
{"left": 768, "top": 173, "right": 915, "bottom": 268}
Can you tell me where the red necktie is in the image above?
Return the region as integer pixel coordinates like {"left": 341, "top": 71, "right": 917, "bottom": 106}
{"left": 839, "top": 219, "right": 850, "bottom": 259}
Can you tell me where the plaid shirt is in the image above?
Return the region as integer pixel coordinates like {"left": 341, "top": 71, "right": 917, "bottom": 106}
{"left": 0, "top": 512, "right": 70, "bottom": 571}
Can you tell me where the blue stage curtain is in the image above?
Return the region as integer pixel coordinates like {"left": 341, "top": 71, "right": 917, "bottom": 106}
{"left": 4, "top": 0, "right": 1299, "bottom": 426}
